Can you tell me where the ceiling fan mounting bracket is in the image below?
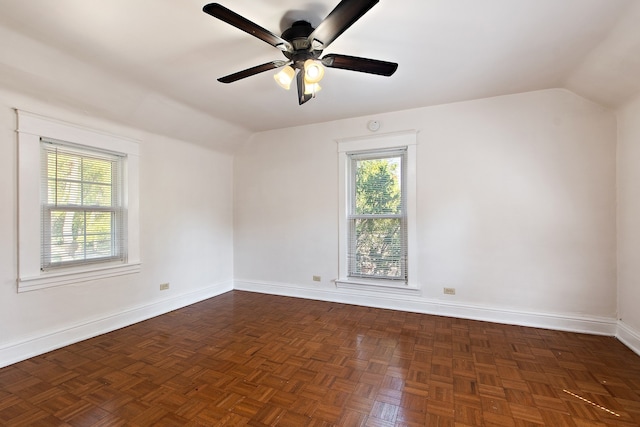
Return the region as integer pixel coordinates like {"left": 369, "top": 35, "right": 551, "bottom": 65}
{"left": 281, "top": 21, "right": 314, "bottom": 43}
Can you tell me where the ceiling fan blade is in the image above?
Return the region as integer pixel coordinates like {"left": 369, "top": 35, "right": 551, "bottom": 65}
{"left": 297, "top": 70, "right": 312, "bottom": 105}
{"left": 218, "top": 60, "right": 288, "bottom": 83}
{"left": 321, "top": 54, "right": 398, "bottom": 76}
{"left": 203, "top": 3, "right": 293, "bottom": 52}
{"left": 308, "top": 0, "right": 379, "bottom": 49}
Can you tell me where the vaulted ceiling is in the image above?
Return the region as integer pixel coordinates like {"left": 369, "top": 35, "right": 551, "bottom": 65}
{"left": 1, "top": 0, "right": 639, "bottom": 152}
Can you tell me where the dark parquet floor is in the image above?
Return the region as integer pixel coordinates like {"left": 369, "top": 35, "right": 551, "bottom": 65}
{"left": 1, "top": 290, "right": 639, "bottom": 426}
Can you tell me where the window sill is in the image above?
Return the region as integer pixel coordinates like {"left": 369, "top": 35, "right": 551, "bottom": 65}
{"left": 18, "top": 262, "right": 141, "bottom": 293}
{"left": 335, "top": 278, "right": 420, "bottom": 295}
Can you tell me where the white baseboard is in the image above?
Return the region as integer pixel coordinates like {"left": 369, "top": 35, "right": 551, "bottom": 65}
{"left": 234, "top": 280, "right": 618, "bottom": 336}
{"left": 0, "top": 281, "right": 233, "bottom": 368}
{"left": 617, "top": 321, "right": 640, "bottom": 356}
{"left": 4, "top": 279, "right": 630, "bottom": 369}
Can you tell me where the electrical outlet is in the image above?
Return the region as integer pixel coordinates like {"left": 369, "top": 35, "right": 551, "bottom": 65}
{"left": 160, "top": 283, "right": 170, "bottom": 291}
{"left": 443, "top": 287, "right": 456, "bottom": 295}
{"left": 312, "top": 275, "right": 321, "bottom": 282}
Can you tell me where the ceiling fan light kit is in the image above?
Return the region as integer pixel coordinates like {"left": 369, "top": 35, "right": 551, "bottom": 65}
{"left": 202, "top": 0, "right": 398, "bottom": 105}
{"left": 304, "top": 82, "right": 322, "bottom": 96}
{"left": 274, "top": 66, "right": 296, "bottom": 90}
{"left": 303, "top": 59, "right": 325, "bottom": 84}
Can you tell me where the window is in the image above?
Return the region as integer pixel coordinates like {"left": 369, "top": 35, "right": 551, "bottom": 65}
{"left": 41, "top": 140, "right": 125, "bottom": 269}
{"left": 337, "top": 130, "right": 417, "bottom": 291}
{"left": 348, "top": 149, "right": 407, "bottom": 281}
{"left": 17, "top": 110, "right": 140, "bottom": 292}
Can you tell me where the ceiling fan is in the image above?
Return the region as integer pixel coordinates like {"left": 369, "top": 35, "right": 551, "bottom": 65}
{"left": 202, "top": 0, "right": 398, "bottom": 105}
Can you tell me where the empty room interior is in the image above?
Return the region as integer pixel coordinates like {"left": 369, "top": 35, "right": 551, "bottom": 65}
{"left": 1, "top": 0, "right": 640, "bottom": 425}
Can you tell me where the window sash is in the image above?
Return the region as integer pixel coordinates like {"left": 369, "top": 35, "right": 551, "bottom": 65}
{"left": 347, "top": 148, "right": 408, "bottom": 281}
{"left": 41, "top": 140, "right": 126, "bottom": 270}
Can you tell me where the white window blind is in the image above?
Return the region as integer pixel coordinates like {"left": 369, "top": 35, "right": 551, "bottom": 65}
{"left": 40, "top": 139, "right": 126, "bottom": 270}
{"left": 347, "top": 148, "right": 407, "bottom": 281}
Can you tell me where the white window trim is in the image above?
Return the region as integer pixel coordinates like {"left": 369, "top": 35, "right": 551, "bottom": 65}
{"left": 17, "top": 110, "right": 141, "bottom": 292}
{"left": 336, "top": 130, "right": 418, "bottom": 292}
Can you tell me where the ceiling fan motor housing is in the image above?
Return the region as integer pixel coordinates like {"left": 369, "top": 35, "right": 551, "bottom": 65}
{"left": 282, "top": 21, "right": 321, "bottom": 67}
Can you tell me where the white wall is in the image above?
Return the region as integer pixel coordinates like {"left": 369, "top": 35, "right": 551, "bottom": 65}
{"left": 0, "top": 90, "right": 235, "bottom": 367}
{"left": 0, "top": 86, "right": 625, "bottom": 366}
{"left": 617, "top": 93, "right": 640, "bottom": 352}
{"left": 234, "top": 89, "right": 618, "bottom": 332}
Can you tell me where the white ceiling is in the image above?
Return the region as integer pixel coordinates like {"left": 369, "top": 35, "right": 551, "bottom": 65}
{"left": 1, "top": 0, "right": 639, "bottom": 151}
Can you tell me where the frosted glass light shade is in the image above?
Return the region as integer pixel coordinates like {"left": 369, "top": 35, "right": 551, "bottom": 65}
{"left": 304, "top": 82, "right": 322, "bottom": 95}
{"left": 274, "top": 65, "right": 295, "bottom": 90}
{"left": 303, "top": 59, "right": 325, "bottom": 84}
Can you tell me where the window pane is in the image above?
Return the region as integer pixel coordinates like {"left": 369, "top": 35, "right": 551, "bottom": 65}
{"left": 355, "top": 156, "right": 402, "bottom": 215}
{"left": 48, "top": 210, "right": 85, "bottom": 264}
{"left": 45, "top": 150, "right": 115, "bottom": 207}
{"left": 351, "top": 217, "right": 403, "bottom": 279}
{"left": 48, "top": 180, "right": 82, "bottom": 205}
{"left": 83, "top": 183, "right": 113, "bottom": 206}
{"left": 47, "top": 208, "right": 116, "bottom": 264}
{"left": 48, "top": 152, "right": 81, "bottom": 181}
{"left": 83, "top": 157, "right": 114, "bottom": 206}
{"left": 82, "top": 157, "right": 112, "bottom": 184}
{"left": 85, "top": 211, "right": 114, "bottom": 259}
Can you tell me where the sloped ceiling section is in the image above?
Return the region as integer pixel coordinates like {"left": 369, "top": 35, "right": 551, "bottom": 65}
{"left": 0, "top": 19, "right": 251, "bottom": 153}
{"left": 564, "top": 0, "right": 640, "bottom": 108}
{"left": 0, "top": 0, "right": 638, "bottom": 150}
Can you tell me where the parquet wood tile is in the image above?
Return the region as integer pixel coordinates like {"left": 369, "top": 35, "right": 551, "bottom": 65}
{"left": 1, "top": 291, "right": 640, "bottom": 426}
